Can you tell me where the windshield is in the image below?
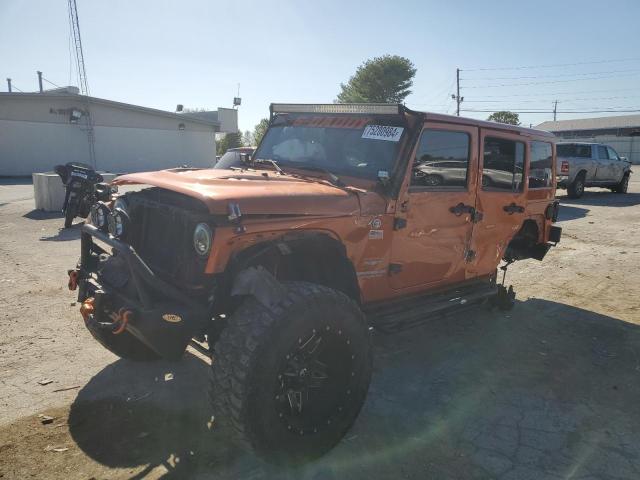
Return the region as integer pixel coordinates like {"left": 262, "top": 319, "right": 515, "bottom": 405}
{"left": 253, "top": 115, "right": 406, "bottom": 180}
{"left": 557, "top": 144, "right": 591, "bottom": 158}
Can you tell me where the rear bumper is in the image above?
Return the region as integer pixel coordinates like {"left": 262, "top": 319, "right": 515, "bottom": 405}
{"left": 74, "top": 224, "right": 208, "bottom": 359}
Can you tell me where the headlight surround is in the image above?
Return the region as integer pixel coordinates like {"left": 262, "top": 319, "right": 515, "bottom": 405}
{"left": 193, "top": 223, "right": 212, "bottom": 257}
{"left": 90, "top": 203, "right": 110, "bottom": 230}
{"left": 108, "top": 207, "right": 129, "bottom": 239}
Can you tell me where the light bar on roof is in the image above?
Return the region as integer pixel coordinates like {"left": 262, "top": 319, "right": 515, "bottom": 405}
{"left": 271, "top": 103, "right": 401, "bottom": 115}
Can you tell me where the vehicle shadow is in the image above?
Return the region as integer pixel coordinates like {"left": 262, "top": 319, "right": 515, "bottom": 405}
{"left": 68, "top": 299, "right": 640, "bottom": 479}
{"left": 39, "top": 224, "right": 83, "bottom": 242}
{"left": 23, "top": 209, "right": 63, "bottom": 220}
{"left": 556, "top": 204, "right": 589, "bottom": 222}
{"left": 558, "top": 190, "right": 640, "bottom": 207}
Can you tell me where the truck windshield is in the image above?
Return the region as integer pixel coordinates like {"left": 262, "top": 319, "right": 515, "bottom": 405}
{"left": 557, "top": 144, "right": 591, "bottom": 158}
{"left": 253, "top": 115, "right": 406, "bottom": 181}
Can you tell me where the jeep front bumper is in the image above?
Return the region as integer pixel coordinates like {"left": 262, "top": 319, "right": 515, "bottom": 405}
{"left": 72, "top": 224, "right": 208, "bottom": 359}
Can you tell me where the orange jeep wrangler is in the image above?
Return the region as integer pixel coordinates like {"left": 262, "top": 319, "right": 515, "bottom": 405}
{"left": 69, "top": 103, "right": 561, "bottom": 462}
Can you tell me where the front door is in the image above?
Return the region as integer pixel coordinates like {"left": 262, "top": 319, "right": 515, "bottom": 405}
{"left": 389, "top": 122, "right": 479, "bottom": 291}
{"left": 595, "top": 145, "right": 612, "bottom": 181}
{"left": 468, "top": 130, "right": 528, "bottom": 277}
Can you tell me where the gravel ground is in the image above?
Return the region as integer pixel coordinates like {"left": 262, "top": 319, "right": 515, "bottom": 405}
{"left": 0, "top": 178, "right": 639, "bottom": 479}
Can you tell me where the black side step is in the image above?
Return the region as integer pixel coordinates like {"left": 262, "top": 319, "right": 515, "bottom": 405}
{"left": 364, "top": 280, "right": 498, "bottom": 333}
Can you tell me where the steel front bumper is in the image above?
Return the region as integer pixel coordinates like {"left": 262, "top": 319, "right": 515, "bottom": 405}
{"left": 72, "top": 224, "right": 208, "bottom": 359}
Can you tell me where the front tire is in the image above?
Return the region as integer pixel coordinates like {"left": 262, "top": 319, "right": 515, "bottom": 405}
{"left": 612, "top": 173, "right": 630, "bottom": 194}
{"left": 64, "top": 207, "right": 75, "bottom": 228}
{"left": 210, "top": 282, "right": 372, "bottom": 463}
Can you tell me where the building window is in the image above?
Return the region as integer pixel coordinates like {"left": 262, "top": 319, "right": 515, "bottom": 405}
{"left": 528, "top": 141, "right": 553, "bottom": 189}
{"left": 411, "top": 129, "right": 470, "bottom": 188}
{"left": 482, "top": 137, "right": 525, "bottom": 192}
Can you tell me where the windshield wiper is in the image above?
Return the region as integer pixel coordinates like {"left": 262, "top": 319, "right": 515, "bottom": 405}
{"left": 253, "top": 158, "right": 284, "bottom": 175}
{"left": 292, "top": 165, "right": 345, "bottom": 188}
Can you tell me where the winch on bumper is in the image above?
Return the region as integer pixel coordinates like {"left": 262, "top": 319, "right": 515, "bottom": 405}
{"left": 70, "top": 224, "right": 209, "bottom": 360}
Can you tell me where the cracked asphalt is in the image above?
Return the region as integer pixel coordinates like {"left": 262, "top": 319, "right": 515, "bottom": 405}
{"left": 0, "top": 179, "right": 639, "bottom": 479}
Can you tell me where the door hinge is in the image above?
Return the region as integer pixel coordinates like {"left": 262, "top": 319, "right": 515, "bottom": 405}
{"left": 393, "top": 217, "right": 407, "bottom": 230}
{"left": 388, "top": 263, "right": 403, "bottom": 275}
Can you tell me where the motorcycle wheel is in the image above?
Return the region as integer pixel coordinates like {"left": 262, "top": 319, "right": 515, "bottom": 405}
{"left": 64, "top": 207, "right": 75, "bottom": 228}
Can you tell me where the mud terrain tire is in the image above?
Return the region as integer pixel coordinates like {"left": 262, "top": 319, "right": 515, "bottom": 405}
{"left": 210, "top": 281, "right": 372, "bottom": 463}
{"left": 84, "top": 318, "right": 160, "bottom": 361}
{"left": 567, "top": 173, "right": 585, "bottom": 199}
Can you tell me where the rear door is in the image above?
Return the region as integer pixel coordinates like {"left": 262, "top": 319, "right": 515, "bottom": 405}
{"left": 468, "top": 130, "right": 528, "bottom": 277}
{"left": 388, "top": 122, "right": 478, "bottom": 290}
{"left": 595, "top": 145, "right": 612, "bottom": 181}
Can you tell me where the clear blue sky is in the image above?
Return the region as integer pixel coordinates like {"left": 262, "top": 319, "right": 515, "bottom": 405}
{"left": 2, "top": 0, "right": 639, "bottom": 133}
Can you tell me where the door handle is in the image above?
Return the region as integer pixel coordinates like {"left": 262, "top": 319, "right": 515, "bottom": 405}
{"left": 449, "top": 202, "right": 475, "bottom": 216}
{"left": 503, "top": 203, "right": 525, "bottom": 214}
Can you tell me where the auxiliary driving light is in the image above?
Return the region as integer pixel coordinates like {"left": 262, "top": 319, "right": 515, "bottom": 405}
{"left": 108, "top": 208, "right": 129, "bottom": 239}
{"left": 90, "top": 203, "right": 110, "bottom": 230}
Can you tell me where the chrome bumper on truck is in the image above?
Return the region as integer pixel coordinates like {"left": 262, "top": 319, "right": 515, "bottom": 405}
{"left": 71, "top": 224, "right": 208, "bottom": 359}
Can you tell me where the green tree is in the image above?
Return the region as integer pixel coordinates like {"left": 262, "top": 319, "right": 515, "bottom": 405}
{"left": 216, "top": 131, "right": 242, "bottom": 156}
{"left": 336, "top": 55, "right": 417, "bottom": 103}
{"left": 253, "top": 118, "right": 269, "bottom": 145}
{"left": 487, "top": 111, "right": 520, "bottom": 125}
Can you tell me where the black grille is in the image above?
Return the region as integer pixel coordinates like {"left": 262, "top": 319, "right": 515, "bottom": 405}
{"left": 124, "top": 188, "right": 210, "bottom": 287}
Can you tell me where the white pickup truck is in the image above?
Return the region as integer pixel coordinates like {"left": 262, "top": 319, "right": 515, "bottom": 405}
{"left": 556, "top": 142, "right": 632, "bottom": 198}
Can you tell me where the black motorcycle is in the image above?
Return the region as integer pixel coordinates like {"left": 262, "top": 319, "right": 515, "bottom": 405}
{"left": 54, "top": 162, "right": 104, "bottom": 228}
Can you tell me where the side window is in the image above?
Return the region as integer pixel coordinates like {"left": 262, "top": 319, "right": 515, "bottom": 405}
{"left": 598, "top": 146, "right": 609, "bottom": 159}
{"left": 529, "top": 141, "right": 553, "bottom": 189}
{"left": 482, "top": 137, "right": 525, "bottom": 192}
{"left": 607, "top": 147, "right": 619, "bottom": 160}
{"left": 411, "top": 129, "right": 470, "bottom": 188}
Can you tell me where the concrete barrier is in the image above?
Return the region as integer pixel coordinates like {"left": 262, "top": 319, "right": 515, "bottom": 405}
{"left": 32, "top": 172, "right": 118, "bottom": 212}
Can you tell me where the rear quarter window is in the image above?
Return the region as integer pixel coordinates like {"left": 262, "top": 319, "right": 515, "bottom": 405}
{"left": 528, "top": 141, "right": 553, "bottom": 189}
{"left": 557, "top": 144, "right": 591, "bottom": 158}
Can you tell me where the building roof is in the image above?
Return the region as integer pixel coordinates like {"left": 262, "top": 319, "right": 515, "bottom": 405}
{"left": 0, "top": 91, "right": 220, "bottom": 128}
{"left": 536, "top": 114, "right": 640, "bottom": 132}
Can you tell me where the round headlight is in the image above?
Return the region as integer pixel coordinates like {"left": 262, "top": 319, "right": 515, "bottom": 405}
{"left": 193, "top": 223, "right": 212, "bottom": 257}
{"left": 108, "top": 208, "right": 129, "bottom": 238}
{"left": 90, "top": 203, "right": 109, "bottom": 230}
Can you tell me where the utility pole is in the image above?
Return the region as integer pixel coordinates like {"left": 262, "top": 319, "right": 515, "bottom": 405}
{"left": 6, "top": 78, "right": 11, "bottom": 92}
{"left": 553, "top": 100, "right": 558, "bottom": 121}
{"left": 452, "top": 68, "right": 464, "bottom": 116}
{"left": 37, "top": 71, "right": 43, "bottom": 93}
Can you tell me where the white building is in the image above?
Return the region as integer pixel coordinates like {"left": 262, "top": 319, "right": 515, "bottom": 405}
{"left": 537, "top": 115, "right": 640, "bottom": 165}
{"left": 0, "top": 87, "right": 238, "bottom": 176}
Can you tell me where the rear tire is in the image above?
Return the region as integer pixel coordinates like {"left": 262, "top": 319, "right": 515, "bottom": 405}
{"left": 84, "top": 318, "right": 160, "bottom": 361}
{"left": 612, "top": 173, "right": 630, "bottom": 194}
{"left": 567, "top": 173, "right": 585, "bottom": 199}
{"left": 64, "top": 208, "right": 75, "bottom": 228}
{"left": 210, "top": 281, "right": 372, "bottom": 463}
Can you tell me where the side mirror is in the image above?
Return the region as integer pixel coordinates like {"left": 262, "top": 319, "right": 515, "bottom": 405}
{"left": 620, "top": 156, "right": 628, "bottom": 162}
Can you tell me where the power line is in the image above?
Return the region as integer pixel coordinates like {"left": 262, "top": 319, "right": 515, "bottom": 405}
{"left": 466, "top": 88, "right": 640, "bottom": 98}
{"left": 463, "top": 68, "right": 640, "bottom": 81}
{"left": 462, "top": 108, "right": 640, "bottom": 114}
{"left": 462, "top": 57, "right": 640, "bottom": 72}
{"left": 463, "top": 72, "right": 640, "bottom": 88}
{"left": 464, "top": 95, "right": 640, "bottom": 103}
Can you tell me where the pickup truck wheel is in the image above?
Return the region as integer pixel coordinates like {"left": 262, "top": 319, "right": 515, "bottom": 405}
{"left": 567, "top": 173, "right": 585, "bottom": 199}
{"left": 84, "top": 317, "right": 160, "bottom": 361}
{"left": 210, "top": 281, "right": 372, "bottom": 463}
{"left": 612, "top": 173, "right": 630, "bottom": 194}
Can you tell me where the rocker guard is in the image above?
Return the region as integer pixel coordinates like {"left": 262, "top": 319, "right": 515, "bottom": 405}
{"left": 78, "top": 224, "right": 208, "bottom": 359}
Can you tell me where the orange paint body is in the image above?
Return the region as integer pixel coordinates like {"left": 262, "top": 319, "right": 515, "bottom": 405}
{"left": 114, "top": 111, "right": 557, "bottom": 305}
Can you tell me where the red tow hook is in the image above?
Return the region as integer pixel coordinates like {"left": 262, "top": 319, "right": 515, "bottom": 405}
{"left": 68, "top": 270, "right": 79, "bottom": 291}
{"left": 111, "top": 308, "right": 133, "bottom": 335}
